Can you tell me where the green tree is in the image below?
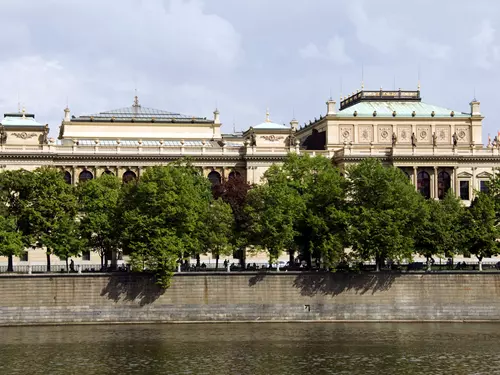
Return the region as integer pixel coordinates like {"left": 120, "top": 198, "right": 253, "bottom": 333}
{"left": 264, "top": 153, "right": 348, "bottom": 268}
{"left": 44, "top": 216, "right": 85, "bottom": 272}
{"left": 0, "top": 169, "right": 34, "bottom": 271}
{"left": 120, "top": 163, "right": 212, "bottom": 287}
{"left": 201, "top": 199, "right": 235, "bottom": 269}
{"left": 0, "top": 216, "right": 24, "bottom": 268}
{"left": 462, "top": 193, "right": 498, "bottom": 271}
{"left": 77, "top": 173, "right": 122, "bottom": 269}
{"left": 347, "top": 158, "right": 425, "bottom": 271}
{"left": 415, "top": 193, "right": 465, "bottom": 271}
{"left": 23, "top": 167, "right": 79, "bottom": 271}
{"left": 246, "top": 182, "right": 305, "bottom": 264}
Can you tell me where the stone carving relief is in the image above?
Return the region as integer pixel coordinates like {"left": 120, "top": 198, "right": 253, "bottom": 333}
{"left": 397, "top": 126, "right": 411, "bottom": 144}
{"left": 435, "top": 126, "right": 449, "bottom": 143}
{"left": 378, "top": 127, "right": 392, "bottom": 143}
{"left": 340, "top": 126, "right": 353, "bottom": 143}
{"left": 12, "top": 132, "right": 37, "bottom": 139}
{"left": 417, "top": 127, "right": 431, "bottom": 143}
{"left": 358, "top": 126, "right": 372, "bottom": 143}
{"left": 260, "top": 135, "right": 285, "bottom": 142}
{"left": 455, "top": 127, "right": 469, "bottom": 143}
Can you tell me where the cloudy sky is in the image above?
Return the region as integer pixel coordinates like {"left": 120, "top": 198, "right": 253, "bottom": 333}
{"left": 1, "top": 0, "right": 499, "bottom": 139}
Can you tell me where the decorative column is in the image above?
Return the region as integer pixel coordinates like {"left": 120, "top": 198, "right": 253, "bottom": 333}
{"left": 433, "top": 166, "right": 439, "bottom": 200}
{"left": 471, "top": 167, "right": 477, "bottom": 201}
{"left": 413, "top": 166, "right": 418, "bottom": 191}
{"left": 71, "top": 166, "right": 76, "bottom": 186}
{"left": 453, "top": 166, "right": 458, "bottom": 197}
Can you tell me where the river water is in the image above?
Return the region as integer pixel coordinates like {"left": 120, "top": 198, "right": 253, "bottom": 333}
{"left": 1, "top": 323, "right": 499, "bottom": 374}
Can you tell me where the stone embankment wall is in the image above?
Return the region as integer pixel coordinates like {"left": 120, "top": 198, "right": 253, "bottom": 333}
{"left": 0, "top": 272, "right": 499, "bottom": 325}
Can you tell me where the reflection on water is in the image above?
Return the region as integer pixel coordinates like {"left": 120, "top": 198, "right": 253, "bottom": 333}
{"left": 1, "top": 323, "right": 500, "bottom": 374}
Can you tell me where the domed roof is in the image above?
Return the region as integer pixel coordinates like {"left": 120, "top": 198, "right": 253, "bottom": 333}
{"left": 252, "top": 110, "right": 291, "bottom": 130}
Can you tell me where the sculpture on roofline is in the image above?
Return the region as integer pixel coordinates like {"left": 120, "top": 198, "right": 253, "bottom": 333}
{"left": 432, "top": 132, "right": 437, "bottom": 147}
{"left": 452, "top": 132, "right": 458, "bottom": 147}
{"left": 391, "top": 132, "right": 397, "bottom": 146}
{"left": 411, "top": 132, "right": 417, "bottom": 147}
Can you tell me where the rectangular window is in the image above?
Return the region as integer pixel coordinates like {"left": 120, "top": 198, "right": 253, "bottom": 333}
{"left": 19, "top": 251, "right": 28, "bottom": 262}
{"left": 460, "top": 181, "right": 470, "bottom": 200}
{"left": 82, "top": 251, "right": 91, "bottom": 261}
{"left": 480, "top": 181, "right": 489, "bottom": 194}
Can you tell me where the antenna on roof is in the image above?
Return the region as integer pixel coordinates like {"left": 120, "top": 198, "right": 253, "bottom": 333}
{"left": 417, "top": 64, "right": 421, "bottom": 91}
{"left": 133, "top": 89, "right": 140, "bottom": 109}
{"left": 233, "top": 117, "right": 236, "bottom": 133}
{"left": 361, "top": 63, "right": 364, "bottom": 90}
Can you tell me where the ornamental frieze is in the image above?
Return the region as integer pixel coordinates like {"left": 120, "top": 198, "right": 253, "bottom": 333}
{"left": 358, "top": 126, "right": 372, "bottom": 143}
{"left": 455, "top": 127, "right": 469, "bottom": 142}
{"left": 12, "top": 132, "right": 38, "bottom": 139}
{"left": 378, "top": 127, "right": 392, "bottom": 143}
{"left": 260, "top": 135, "right": 285, "bottom": 142}
{"left": 340, "top": 126, "right": 352, "bottom": 142}
{"left": 397, "top": 126, "right": 411, "bottom": 143}
{"left": 416, "top": 126, "right": 431, "bottom": 143}
{"left": 435, "top": 126, "right": 450, "bottom": 143}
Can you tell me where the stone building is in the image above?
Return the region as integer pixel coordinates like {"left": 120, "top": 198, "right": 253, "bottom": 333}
{"left": 0, "top": 88, "right": 498, "bottom": 268}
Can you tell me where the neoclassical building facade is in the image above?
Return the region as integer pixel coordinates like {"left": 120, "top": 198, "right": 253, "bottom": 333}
{"left": 0, "top": 88, "right": 498, "bottom": 267}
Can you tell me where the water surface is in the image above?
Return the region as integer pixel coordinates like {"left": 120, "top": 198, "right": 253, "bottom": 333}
{"left": 0, "top": 323, "right": 499, "bottom": 374}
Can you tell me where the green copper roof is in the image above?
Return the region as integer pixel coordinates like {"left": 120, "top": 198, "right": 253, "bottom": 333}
{"left": 337, "top": 101, "right": 470, "bottom": 118}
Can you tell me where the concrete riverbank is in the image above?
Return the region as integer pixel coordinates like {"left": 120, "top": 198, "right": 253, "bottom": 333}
{"left": 1, "top": 272, "right": 499, "bottom": 325}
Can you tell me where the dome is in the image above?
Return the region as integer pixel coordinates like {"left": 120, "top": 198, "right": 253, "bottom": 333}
{"left": 252, "top": 109, "right": 291, "bottom": 130}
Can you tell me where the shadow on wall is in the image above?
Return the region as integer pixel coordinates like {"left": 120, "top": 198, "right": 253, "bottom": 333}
{"left": 100, "top": 274, "right": 165, "bottom": 306}
{"left": 292, "top": 272, "right": 400, "bottom": 297}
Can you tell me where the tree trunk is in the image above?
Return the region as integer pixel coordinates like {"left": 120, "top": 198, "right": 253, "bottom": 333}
{"left": 289, "top": 249, "right": 294, "bottom": 266}
{"left": 375, "top": 255, "right": 383, "bottom": 272}
{"left": 46, "top": 251, "right": 51, "bottom": 272}
{"left": 7, "top": 255, "right": 13, "bottom": 272}
{"left": 215, "top": 254, "right": 219, "bottom": 270}
{"left": 100, "top": 251, "right": 104, "bottom": 270}
{"left": 196, "top": 254, "right": 200, "bottom": 267}
{"left": 478, "top": 256, "right": 483, "bottom": 272}
{"left": 65, "top": 258, "right": 69, "bottom": 273}
{"left": 241, "top": 248, "right": 246, "bottom": 270}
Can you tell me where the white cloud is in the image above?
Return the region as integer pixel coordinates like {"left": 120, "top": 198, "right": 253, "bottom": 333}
{"left": 345, "top": 0, "right": 450, "bottom": 61}
{"left": 299, "top": 36, "right": 352, "bottom": 65}
{"left": 470, "top": 20, "right": 500, "bottom": 69}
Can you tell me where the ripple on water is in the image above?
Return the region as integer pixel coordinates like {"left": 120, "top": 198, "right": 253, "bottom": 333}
{"left": 1, "top": 323, "right": 500, "bottom": 374}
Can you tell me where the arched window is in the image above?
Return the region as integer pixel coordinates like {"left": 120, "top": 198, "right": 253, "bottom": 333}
{"left": 438, "top": 171, "right": 451, "bottom": 200}
{"left": 104, "top": 169, "right": 114, "bottom": 176}
{"left": 228, "top": 171, "right": 241, "bottom": 180}
{"left": 417, "top": 171, "right": 431, "bottom": 199}
{"left": 122, "top": 170, "right": 137, "bottom": 183}
{"left": 208, "top": 171, "right": 221, "bottom": 186}
{"left": 79, "top": 170, "right": 93, "bottom": 183}
{"left": 63, "top": 171, "right": 72, "bottom": 185}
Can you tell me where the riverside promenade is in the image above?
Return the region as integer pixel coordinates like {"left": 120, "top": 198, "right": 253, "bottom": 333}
{"left": 0, "top": 271, "right": 500, "bottom": 325}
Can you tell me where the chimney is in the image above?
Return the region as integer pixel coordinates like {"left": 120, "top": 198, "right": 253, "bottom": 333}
{"left": 64, "top": 107, "right": 71, "bottom": 122}
{"left": 290, "top": 118, "right": 299, "bottom": 131}
{"left": 213, "top": 108, "right": 221, "bottom": 125}
{"left": 326, "top": 99, "right": 336, "bottom": 116}
{"left": 470, "top": 100, "right": 480, "bottom": 116}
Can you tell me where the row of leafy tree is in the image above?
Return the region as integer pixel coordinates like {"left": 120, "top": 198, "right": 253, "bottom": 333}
{"left": 0, "top": 156, "right": 498, "bottom": 287}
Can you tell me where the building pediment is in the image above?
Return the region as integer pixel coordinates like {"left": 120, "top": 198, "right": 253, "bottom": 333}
{"left": 457, "top": 171, "right": 473, "bottom": 178}
{"left": 476, "top": 171, "right": 493, "bottom": 179}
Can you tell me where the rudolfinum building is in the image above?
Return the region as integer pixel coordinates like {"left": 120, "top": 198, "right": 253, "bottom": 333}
{"left": 0, "top": 88, "right": 497, "bottom": 268}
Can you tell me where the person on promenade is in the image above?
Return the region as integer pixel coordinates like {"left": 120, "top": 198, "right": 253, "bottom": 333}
{"left": 70, "top": 259, "right": 75, "bottom": 272}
